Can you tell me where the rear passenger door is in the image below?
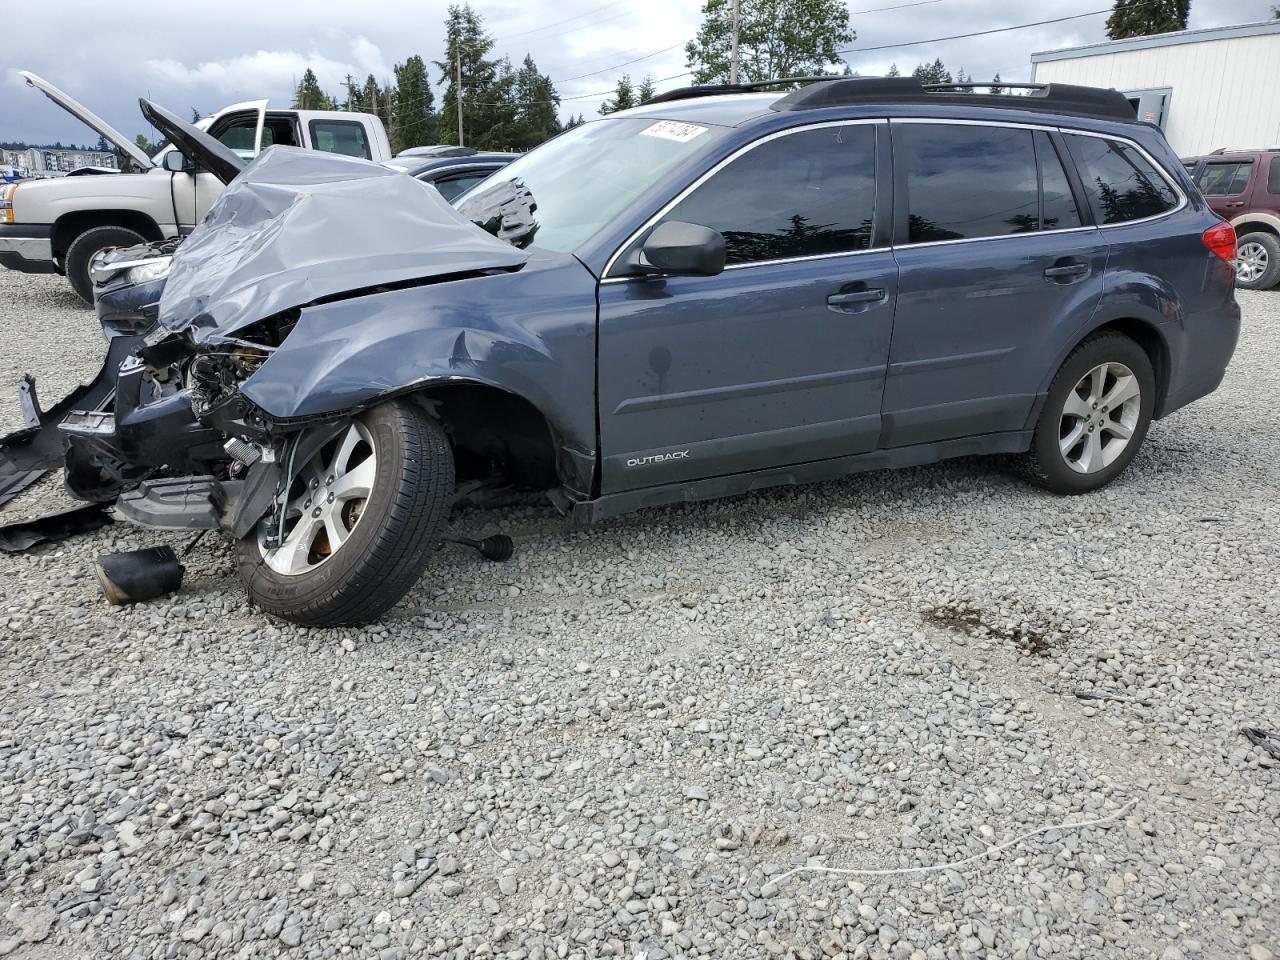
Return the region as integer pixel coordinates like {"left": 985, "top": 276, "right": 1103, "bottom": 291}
{"left": 882, "top": 121, "right": 1108, "bottom": 447}
{"left": 1197, "top": 159, "right": 1255, "bottom": 220}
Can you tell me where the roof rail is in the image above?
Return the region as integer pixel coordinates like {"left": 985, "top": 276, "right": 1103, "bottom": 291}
{"left": 645, "top": 75, "right": 1137, "bottom": 123}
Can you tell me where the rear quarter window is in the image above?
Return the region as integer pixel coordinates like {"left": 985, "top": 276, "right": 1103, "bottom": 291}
{"left": 1269, "top": 157, "right": 1280, "bottom": 195}
{"left": 309, "top": 120, "right": 371, "bottom": 160}
{"left": 1064, "top": 134, "right": 1178, "bottom": 224}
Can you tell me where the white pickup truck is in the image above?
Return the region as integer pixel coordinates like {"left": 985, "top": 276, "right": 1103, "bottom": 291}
{"left": 0, "top": 72, "right": 392, "bottom": 302}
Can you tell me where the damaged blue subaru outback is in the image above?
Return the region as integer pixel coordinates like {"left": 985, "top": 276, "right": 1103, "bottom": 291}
{"left": 6, "top": 78, "right": 1241, "bottom": 626}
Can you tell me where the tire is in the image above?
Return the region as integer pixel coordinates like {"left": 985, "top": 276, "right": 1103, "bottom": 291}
{"left": 1235, "top": 232, "right": 1280, "bottom": 290}
{"left": 1021, "top": 332, "right": 1155, "bottom": 495}
{"left": 237, "top": 399, "right": 455, "bottom": 626}
{"left": 64, "top": 225, "right": 147, "bottom": 304}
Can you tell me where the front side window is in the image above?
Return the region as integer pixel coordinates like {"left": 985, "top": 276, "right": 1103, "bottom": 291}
{"left": 652, "top": 124, "right": 877, "bottom": 265}
{"left": 1199, "top": 161, "right": 1253, "bottom": 196}
{"left": 899, "top": 123, "right": 1039, "bottom": 242}
{"left": 211, "top": 113, "right": 259, "bottom": 155}
{"left": 1064, "top": 134, "right": 1178, "bottom": 224}
{"left": 310, "top": 120, "right": 371, "bottom": 159}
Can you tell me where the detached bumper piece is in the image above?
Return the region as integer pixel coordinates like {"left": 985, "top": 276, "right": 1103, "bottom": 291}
{"left": 115, "top": 477, "right": 225, "bottom": 530}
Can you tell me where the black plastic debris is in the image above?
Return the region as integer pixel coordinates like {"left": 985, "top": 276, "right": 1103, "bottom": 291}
{"left": 95, "top": 546, "right": 184, "bottom": 605}
{"left": 0, "top": 504, "right": 113, "bottom": 552}
{"left": 1241, "top": 727, "right": 1280, "bottom": 761}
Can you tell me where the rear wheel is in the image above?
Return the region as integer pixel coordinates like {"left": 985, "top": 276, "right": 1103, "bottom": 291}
{"left": 1235, "top": 232, "right": 1280, "bottom": 290}
{"left": 64, "top": 225, "right": 147, "bottom": 304}
{"left": 1022, "top": 333, "right": 1155, "bottom": 494}
{"left": 237, "top": 399, "right": 454, "bottom": 626}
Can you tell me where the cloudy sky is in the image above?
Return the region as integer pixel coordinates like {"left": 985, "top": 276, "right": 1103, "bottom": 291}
{"left": 3, "top": 0, "right": 1271, "bottom": 147}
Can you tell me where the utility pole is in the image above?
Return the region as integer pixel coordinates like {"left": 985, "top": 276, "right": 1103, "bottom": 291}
{"left": 730, "top": 0, "right": 741, "bottom": 84}
{"left": 455, "top": 48, "right": 465, "bottom": 147}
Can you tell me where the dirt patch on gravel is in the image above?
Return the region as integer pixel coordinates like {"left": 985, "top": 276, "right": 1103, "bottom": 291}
{"left": 921, "top": 600, "right": 1061, "bottom": 656}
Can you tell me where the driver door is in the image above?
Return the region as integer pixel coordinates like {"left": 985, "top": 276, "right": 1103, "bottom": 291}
{"left": 596, "top": 121, "right": 896, "bottom": 494}
{"left": 170, "top": 102, "right": 266, "bottom": 230}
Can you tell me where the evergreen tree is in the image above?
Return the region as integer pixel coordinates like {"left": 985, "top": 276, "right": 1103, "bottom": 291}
{"left": 886, "top": 63, "right": 900, "bottom": 77}
{"left": 1105, "top": 0, "right": 1189, "bottom": 39}
{"left": 394, "top": 55, "right": 438, "bottom": 151}
{"left": 564, "top": 113, "right": 587, "bottom": 130}
{"left": 505, "top": 54, "right": 561, "bottom": 149}
{"left": 685, "top": 0, "right": 853, "bottom": 83}
{"left": 912, "top": 59, "right": 952, "bottom": 84}
{"left": 989, "top": 73, "right": 1003, "bottom": 95}
{"left": 293, "top": 69, "right": 335, "bottom": 110}
{"left": 637, "top": 75, "right": 656, "bottom": 104}
{"left": 94, "top": 135, "right": 111, "bottom": 153}
{"left": 954, "top": 68, "right": 973, "bottom": 92}
{"left": 599, "top": 75, "right": 636, "bottom": 115}
{"left": 435, "top": 3, "right": 501, "bottom": 146}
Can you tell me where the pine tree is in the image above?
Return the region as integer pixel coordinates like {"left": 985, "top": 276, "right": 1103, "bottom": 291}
{"left": 685, "top": 0, "right": 854, "bottom": 83}
{"left": 1105, "top": 0, "right": 1189, "bottom": 39}
{"left": 95, "top": 135, "right": 111, "bottom": 153}
{"left": 637, "top": 75, "right": 656, "bottom": 104}
{"left": 989, "top": 73, "right": 1003, "bottom": 95}
{"left": 293, "top": 69, "right": 335, "bottom": 110}
{"left": 394, "top": 55, "right": 438, "bottom": 151}
{"left": 506, "top": 54, "right": 561, "bottom": 149}
{"left": 190, "top": 108, "right": 202, "bottom": 123}
{"left": 954, "top": 68, "right": 973, "bottom": 92}
{"left": 599, "top": 75, "right": 636, "bottom": 115}
{"left": 564, "top": 113, "right": 587, "bottom": 130}
{"left": 912, "top": 59, "right": 952, "bottom": 84}
{"left": 886, "top": 63, "right": 900, "bottom": 77}
{"left": 435, "top": 3, "right": 501, "bottom": 147}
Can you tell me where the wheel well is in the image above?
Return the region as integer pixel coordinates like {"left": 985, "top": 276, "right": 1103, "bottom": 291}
{"left": 413, "top": 383, "right": 560, "bottom": 489}
{"left": 1090, "top": 318, "right": 1170, "bottom": 414}
{"left": 51, "top": 211, "right": 163, "bottom": 260}
{"left": 1234, "top": 220, "right": 1278, "bottom": 239}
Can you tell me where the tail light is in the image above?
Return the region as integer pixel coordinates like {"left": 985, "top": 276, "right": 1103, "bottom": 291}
{"left": 1202, "top": 221, "right": 1236, "bottom": 263}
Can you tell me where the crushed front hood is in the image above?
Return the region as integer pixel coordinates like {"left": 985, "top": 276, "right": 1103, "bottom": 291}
{"left": 159, "top": 147, "right": 531, "bottom": 341}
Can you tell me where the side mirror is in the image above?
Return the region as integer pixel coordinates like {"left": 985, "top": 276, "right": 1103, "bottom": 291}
{"left": 161, "top": 151, "right": 190, "bottom": 173}
{"left": 636, "top": 221, "right": 726, "bottom": 277}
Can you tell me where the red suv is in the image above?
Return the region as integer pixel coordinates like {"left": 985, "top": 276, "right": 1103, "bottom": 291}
{"left": 1183, "top": 149, "right": 1280, "bottom": 289}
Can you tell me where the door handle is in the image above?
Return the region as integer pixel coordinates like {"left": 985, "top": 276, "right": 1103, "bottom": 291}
{"left": 827, "top": 288, "right": 887, "bottom": 309}
{"left": 1043, "top": 263, "right": 1090, "bottom": 282}
{"left": 1224, "top": 201, "right": 1245, "bottom": 208}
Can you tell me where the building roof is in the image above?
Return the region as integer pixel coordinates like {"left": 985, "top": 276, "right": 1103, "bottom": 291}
{"left": 1031, "top": 18, "right": 1280, "bottom": 64}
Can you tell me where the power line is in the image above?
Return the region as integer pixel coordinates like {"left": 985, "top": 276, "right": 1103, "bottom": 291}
{"left": 555, "top": 43, "right": 685, "bottom": 83}
{"left": 835, "top": 7, "right": 1118, "bottom": 55}
{"left": 494, "top": 2, "right": 633, "bottom": 42}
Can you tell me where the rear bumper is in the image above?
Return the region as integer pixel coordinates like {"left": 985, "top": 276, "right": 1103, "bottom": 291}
{"left": 1158, "top": 298, "right": 1242, "bottom": 419}
{"left": 0, "top": 224, "right": 55, "bottom": 273}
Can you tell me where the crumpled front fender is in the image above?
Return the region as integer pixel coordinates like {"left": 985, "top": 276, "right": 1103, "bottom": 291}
{"left": 239, "top": 252, "right": 599, "bottom": 486}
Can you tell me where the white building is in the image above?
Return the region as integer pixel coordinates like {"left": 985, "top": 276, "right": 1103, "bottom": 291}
{"left": 1030, "top": 20, "right": 1280, "bottom": 157}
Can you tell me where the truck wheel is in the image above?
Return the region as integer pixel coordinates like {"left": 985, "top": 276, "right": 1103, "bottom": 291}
{"left": 64, "top": 225, "right": 147, "bottom": 304}
{"left": 1021, "top": 332, "right": 1155, "bottom": 495}
{"left": 237, "top": 399, "right": 455, "bottom": 627}
{"left": 1235, "top": 232, "right": 1280, "bottom": 290}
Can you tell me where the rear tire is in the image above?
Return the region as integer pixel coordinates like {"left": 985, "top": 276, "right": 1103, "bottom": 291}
{"left": 237, "top": 399, "right": 454, "bottom": 626}
{"left": 1235, "top": 232, "right": 1280, "bottom": 290}
{"left": 64, "top": 225, "right": 147, "bottom": 304}
{"left": 1021, "top": 333, "right": 1155, "bottom": 495}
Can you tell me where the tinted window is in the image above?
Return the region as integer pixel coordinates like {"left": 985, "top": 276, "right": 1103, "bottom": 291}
{"left": 1199, "top": 161, "right": 1253, "bottom": 195}
{"left": 1037, "top": 132, "right": 1082, "bottom": 230}
{"left": 432, "top": 173, "right": 489, "bottom": 202}
{"left": 900, "top": 124, "right": 1039, "bottom": 242}
{"left": 1065, "top": 134, "right": 1178, "bottom": 224}
{"left": 1270, "top": 157, "right": 1280, "bottom": 195}
{"left": 656, "top": 124, "right": 876, "bottom": 265}
{"left": 310, "top": 120, "right": 370, "bottom": 159}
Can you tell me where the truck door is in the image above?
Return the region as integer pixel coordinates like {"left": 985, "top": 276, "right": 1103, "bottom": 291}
{"left": 170, "top": 102, "right": 267, "bottom": 229}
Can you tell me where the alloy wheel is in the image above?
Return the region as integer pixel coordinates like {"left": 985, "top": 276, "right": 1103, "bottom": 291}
{"left": 258, "top": 422, "right": 377, "bottom": 575}
{"left": 1237, "top": 240, "right": 1268, "bottom": 284}
{"left": 1058, "top": 362, "right": 1141, "bottom": 475}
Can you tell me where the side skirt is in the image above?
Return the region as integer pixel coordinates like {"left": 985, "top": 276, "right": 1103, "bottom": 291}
{"left": 571, "top": 430, "right": 1032, "bottom": 525}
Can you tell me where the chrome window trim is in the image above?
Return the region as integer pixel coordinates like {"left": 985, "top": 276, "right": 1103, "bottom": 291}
{"left": 600, "top": 118, "right": 883, "bottom": 282}
{"left": 600, "top": 116, "right": 1188, "bottom": 283}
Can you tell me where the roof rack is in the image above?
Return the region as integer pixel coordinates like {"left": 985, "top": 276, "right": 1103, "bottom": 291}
{"left": 648, "top": 76, "right": 1137, "bottom": 123}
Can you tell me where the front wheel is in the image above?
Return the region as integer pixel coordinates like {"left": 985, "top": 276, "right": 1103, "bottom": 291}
{"left": 237, "top": 399, "right": 454, "bottom": 626}
{"left": 1021, "top": 333, "right": 1155, "bottom": 494}
{"left": 64, "top": 225, "right": 147, "bottom": 304}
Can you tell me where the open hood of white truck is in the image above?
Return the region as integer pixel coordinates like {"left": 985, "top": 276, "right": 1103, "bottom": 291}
{"left": 19, "top": 70, "right": 155, "bottom": 171}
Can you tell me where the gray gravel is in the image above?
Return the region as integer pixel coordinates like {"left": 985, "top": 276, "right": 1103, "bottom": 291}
{"left": 0, "top": 268, "right": 1276, "bottom": 959}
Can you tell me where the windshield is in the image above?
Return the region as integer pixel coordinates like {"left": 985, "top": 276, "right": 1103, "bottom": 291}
{"left": 455, "top": 117, "right": 726, "bottom": 252}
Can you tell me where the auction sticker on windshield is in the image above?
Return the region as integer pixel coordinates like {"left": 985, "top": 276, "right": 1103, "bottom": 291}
{"left": 640, "top": 121, "right": 708, "bottom": 142}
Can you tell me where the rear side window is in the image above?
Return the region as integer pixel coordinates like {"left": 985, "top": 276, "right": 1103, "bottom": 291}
{"left": 1268, "top": 157, "right": 1280, "bottom": 195}
{"left": 1037, "top": 132, "right": 1082, "bottom": 230}
{"left": 432, "top": 173, "right": 490, "bottom": 202}
{"left": 1199, "top": 161, "right": 1253, "bottom": 196}
{"left": 899, "top": 124, "right": 1040, "bottom": 242}
{"left": 1064, "top": 134, "right": 1178, "bottom": 224}
{"left": 657, "top": 123, "right": 876, "bottom": 265}
{"left": 309, "top": 120, "right": 371, "bottom": 159}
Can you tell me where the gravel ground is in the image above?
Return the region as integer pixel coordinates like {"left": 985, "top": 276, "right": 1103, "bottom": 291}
{"left": 0, "top": 269, "right": 1276, "bottom": 960}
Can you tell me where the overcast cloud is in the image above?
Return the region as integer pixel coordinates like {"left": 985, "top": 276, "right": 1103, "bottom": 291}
{"left": 3, "top": 0, "right": 1271, "bottom": 146}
